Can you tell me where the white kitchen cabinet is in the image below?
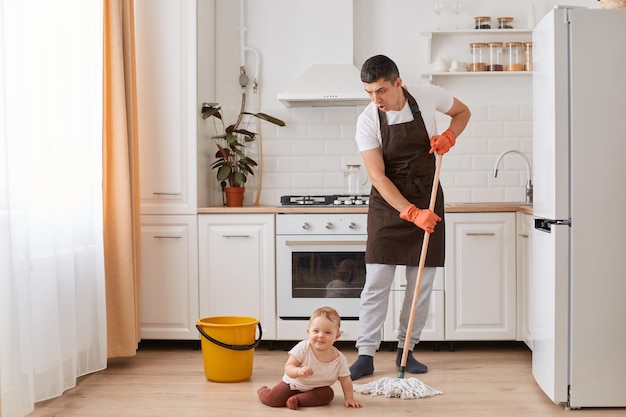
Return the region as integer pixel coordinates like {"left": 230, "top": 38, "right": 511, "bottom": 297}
{"left": 140, "top": 215, "right": 199, "bottom": 340}
{"left": 135, "top": 0, "right": 197, "bottom": 215}
{"left": 516, "top": 212, "right": 532, "bottom": 349}
{"left": 445, "top": 212, "right": 517, "bottom": 340}
{"left": 135, "top": 1, "right": 200, "bottom": 342}
{"left": 198, "top": 214, "right": 276, "bottom": 340}
{"left": 384, "top": 267, "right": 445, "bottom": 342}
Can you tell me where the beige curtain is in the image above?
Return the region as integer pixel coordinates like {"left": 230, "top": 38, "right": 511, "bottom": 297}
{"left": 102, "top": 0, "right": 142, "bottom": 358}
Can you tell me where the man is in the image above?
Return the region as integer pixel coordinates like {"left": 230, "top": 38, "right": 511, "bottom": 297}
{"left": 350, "top": 55, "right": 471, "bottom": 380}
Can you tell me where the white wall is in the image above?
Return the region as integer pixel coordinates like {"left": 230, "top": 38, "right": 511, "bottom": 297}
{"left": 199, "top": 1, "right": 597, "bottom": 207}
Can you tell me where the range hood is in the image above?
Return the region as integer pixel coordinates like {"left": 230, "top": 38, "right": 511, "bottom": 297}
{"left": 278, "top": 64, "right": 369, "bottom": 107}
{"left": 277, "top": 0, "right": 369, "bottom": 108}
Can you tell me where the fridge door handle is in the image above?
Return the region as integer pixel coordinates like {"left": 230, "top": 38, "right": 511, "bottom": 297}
{"left": 535, "top": 218, "right": 572, "bottom": 233}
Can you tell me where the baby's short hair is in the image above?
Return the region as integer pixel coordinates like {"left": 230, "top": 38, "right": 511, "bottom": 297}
{"left": 310, "top": 306, "right": 341, "bottom": 329}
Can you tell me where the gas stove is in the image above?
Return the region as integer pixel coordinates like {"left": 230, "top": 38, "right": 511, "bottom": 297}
{"left": 280, "top": 194, "right": 369, "bottom": 206}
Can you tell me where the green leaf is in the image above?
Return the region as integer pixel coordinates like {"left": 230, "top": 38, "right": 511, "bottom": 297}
{"left": 201, "top": 104, "right": 222, "bottom": 120}
{"left": 216, "top": 165, "right": 231, "bottom": 181}
{"left": 241, "top": 156, "right": 257, "bottom": 167}
{"left": 243, "top": 165, "right": 254, "bottom": 175}
{"left": 233, "top": 171, "right": 245, "bottom": 186}
{"left": 233, "top": 128, "right": 256, "bottom": 138}
{"left": 225, "top": 133, "right": 239, "bottom": 146}
{"left": 233, "top": 147, "right": 246, "bottom": 159}
{"left": 242, "top": 112, "right": 286, "bottom": 126}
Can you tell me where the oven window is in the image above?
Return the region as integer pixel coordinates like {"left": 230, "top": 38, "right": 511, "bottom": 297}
{"left": 291, "top": 252, "right": 366, "bottom": 298}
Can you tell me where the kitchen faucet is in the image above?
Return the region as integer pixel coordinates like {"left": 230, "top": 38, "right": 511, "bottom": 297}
{"left": 493, "top": 150, "right": 533, "bottom": 203}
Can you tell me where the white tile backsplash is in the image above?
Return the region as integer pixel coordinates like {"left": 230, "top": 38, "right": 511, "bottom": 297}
{"left": 276, "top": 156, "right": 309, "bottom": 171}
{"left": 471, "top": 120, "right": 505, "bottom": 138}
{"left": 307, "top": 123, "right": 341, "bottom": 139}
{"left": 488, "top": 105, "right": 521, "bottom": 121}
{"left": 505, "top": 121, "right": 533, "bottom": 137}
{"left": 309, "top": 156, "right": 342, "bottom": 172}
{"left": 213, "top": 102, "right": 532, "bottom": 206}
{"left": 291, "top": 173, "right": 325, "bottom": 189}
{"left": 276, "top": 123, "right": 308, "bottom": 140}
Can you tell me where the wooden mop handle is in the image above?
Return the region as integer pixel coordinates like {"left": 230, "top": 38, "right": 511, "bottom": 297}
{"left": 399, "top": 154, "right": 443, "bottom": 374}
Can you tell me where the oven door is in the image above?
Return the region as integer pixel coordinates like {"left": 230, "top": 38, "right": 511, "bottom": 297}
{"left": 276, "top": 235, "right": 366, "bottom": 320}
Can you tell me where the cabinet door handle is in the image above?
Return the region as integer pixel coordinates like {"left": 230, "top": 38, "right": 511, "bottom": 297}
{"left": 285, "top": 240, "right": 367, "bottom": 246}
{"left": 154, "top": 235, "right": 182, "bottom": 239}
{"left": 221, "top": 234, "right": 251, "bottom": 238}
{"left": 153, "top": 192, "right": 181, "bottom": 196}
{"left": 518, "top": 233, "right": 529, "bottom": 238}
{"left": 466, "top": 232, "right": 495, "bottom": 236}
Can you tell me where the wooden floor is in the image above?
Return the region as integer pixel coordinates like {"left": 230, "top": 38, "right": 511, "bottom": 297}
{"left": 27, "top": 340, "right": 626, "bottom": 417}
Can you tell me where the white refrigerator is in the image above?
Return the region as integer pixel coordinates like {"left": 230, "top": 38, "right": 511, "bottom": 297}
{"left": 531, "top": 6, "right": 626, "bottom": 409}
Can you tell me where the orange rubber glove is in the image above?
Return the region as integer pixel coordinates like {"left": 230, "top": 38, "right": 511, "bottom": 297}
{"left": 399, "top": 204, "right": 442, "bottom": 233}
{"left": 429, "top": 128, "right": 456, "bottom": 155}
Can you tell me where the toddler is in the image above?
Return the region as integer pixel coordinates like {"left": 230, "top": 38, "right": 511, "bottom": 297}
{"left": 257, "top": 306, "right": 362, "bottom": 409}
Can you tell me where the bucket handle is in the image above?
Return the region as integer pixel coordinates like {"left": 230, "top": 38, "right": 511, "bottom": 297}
{"left": 196, "top": 322, "right": 263, "bottom": 351}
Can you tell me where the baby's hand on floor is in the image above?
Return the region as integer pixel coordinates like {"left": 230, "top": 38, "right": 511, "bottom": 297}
{"left": 345, "top": 398, "right": 363, "bottom": 408}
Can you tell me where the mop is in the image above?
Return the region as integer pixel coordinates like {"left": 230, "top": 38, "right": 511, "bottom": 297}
{"left": 353, "top": 155, "right": 444, "bottom": 400}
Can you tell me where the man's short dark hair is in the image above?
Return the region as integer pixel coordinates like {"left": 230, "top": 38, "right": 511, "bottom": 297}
{"left": 360, "top": 55, "right": 400, "bottom": 84}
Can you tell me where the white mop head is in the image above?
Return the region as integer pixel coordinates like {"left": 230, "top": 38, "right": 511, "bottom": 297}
{"left": 353, "top": 376, "right": 442, "bottom": 400}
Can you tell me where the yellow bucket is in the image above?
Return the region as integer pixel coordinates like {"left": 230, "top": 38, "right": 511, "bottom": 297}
{"left": 196, "top": 316, "right": 262, "bottom": 382}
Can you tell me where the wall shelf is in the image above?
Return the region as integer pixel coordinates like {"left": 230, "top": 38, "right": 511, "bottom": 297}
{"left": 421, "top": 29, "right": 533, "bottom": 82}
{"left": 422, "top": 29, "right": 532, "bottom": 37}
{"left": 422, "top": 71, "right": 532, "bottom": 80}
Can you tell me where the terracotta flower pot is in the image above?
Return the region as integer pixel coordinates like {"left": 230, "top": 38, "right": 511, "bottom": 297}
{"left": 224, "top": 187, "right": 245, "bottom": 207}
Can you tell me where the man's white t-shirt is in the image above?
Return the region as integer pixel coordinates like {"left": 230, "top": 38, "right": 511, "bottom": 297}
{"left": 355, "top": 84, "right": 454, "bottom": 152}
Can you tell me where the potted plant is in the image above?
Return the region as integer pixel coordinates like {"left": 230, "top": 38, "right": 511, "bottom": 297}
{"left": 201, "top": 98, "right": 285, "bottom": 207}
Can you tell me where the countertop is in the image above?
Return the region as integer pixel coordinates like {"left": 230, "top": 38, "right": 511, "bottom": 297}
{"left": 197, "top": 202, "right": 533, "bottom": 215}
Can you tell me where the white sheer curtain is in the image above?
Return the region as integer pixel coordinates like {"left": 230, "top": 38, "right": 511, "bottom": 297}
{"left": 0, "top": 1, "right": 107, "bottom": 416}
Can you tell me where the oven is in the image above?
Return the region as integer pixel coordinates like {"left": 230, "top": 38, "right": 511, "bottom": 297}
{"left": 275, "top": 195, "right": 369, "bottom": 339}
{"left": 276, "top": 212, "right": 367, "bottom": 317}
{"left": 275, "top": 195, "right": 446, "bottom": 341}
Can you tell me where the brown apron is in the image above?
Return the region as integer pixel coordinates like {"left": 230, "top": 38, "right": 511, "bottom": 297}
{"left": 365, "top": 88, "right": 445, "bottom": 267}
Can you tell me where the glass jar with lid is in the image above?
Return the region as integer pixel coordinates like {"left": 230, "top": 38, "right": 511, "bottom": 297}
{"left": 505, "top": 42, "right": 523, "bottom": 71}
{"left": 474, "top": 16, "right": 491, "bottom": 29}
{"left": 523, "top": 42, "right": 533, "bottom": 71}
{"left": 497, "top": 16, "right": 514, "bottom": 29}
{"left": 486, "top": 42, "right": 504, "bottom": 71}
{"left": 469, "top": 42, "right": 487, "bottom": 72}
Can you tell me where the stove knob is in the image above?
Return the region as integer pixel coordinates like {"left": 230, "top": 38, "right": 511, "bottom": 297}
{"left": 348, "top": 222, "right": 357, "bottom": 229}
{"left": 354, "top": 200, "right": 363, "bottom": 205}
{"left": 333, "top": 200, "right": 342, "bottom": 205}
{"left": 325, "top": 222, "right": 333, "bottom": 230}
{"left": 343, "top": 200, "right": 353, "bottom": 205}
{"left": 301, "top": 222, "right": 310, "bottom": 230}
